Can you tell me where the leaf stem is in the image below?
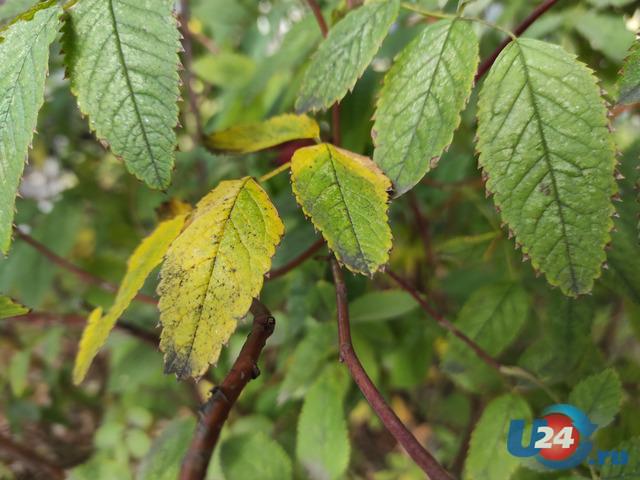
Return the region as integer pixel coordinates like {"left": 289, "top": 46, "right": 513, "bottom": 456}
{"left": 330, "top": 258, "right": 453, "bottom": 480}
{"left": 475, "top": 0, "right": 561, "bottom": 81}
{"left": 258, "top": 162, "right": 291, "bottom": 183}
{"left": 267, "top": 238, "right": 325, "bottom": 280}
{"left": 179, "top": 299, "right": 275, "bottom": 480}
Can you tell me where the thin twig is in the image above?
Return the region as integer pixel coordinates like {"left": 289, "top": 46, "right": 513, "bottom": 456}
{"left": 12, "top": 312, "right": 159, "bottom": 346}
{"left": 267, "top": 238, "right": 325, "bottom": 280}
{"left": 15, "top": 230, "right": 156, "bottom": 306}
{"left": 179, "top": 299, "right": 275, "bottom": 480}
{"left": 330, "top": 258, "right": 452, "bottom": 480}
{"left": 386, "top": 269, "right": 502, "bottom": 372}
{"left": 0, "top": 432, "right": 65, "bottom": 480}
{"left": 305, "top": 0, "right": 328, "bottom": 36}
{"left": 475, "top": 0, "right": 561, "bottom": 82}
{"left": 407, "top": 192, "right": 435, "bottom": 270}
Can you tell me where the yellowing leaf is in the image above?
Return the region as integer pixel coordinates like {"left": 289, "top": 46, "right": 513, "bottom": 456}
{"left": 290, "top": 144, "right": 392, "bottom": 276}
{"left": 0, "top": 295, "right": 29, "bottom": 319}
{"left": 205, "top": 114, "right": 320, "bottom": 154}
{"left": 158, "top": 178, "right": 284, "bottom": 379}
{"left": 73, "top": 214, "right": 188, "bottom": 384}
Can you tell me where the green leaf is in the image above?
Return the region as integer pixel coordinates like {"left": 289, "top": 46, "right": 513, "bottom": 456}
{"left": 586, "top": 0, "right": 636, "bottom": 6}
{"left": 73, "top": 213, "right": 188, "bottom": 384}
{"left": 349, "top": 290, "right": 418, "bottom": 323}
{"left": 290, "top": 143, "right": 392, "bottom": 276}
{"left": 0, "top": 0, "right": 60, "bottom": 254}
{"left": 477, "top": 38, "right": 616, "bottom": 296}
{"left": 568, "top": 368, "right": 622, "bottom": 428}
{"left": 296, "top": 365, "right": 350, "bottom": 480}
{"left": 373, "top": 18, "right": 478, "bottom": 196}
{"left": 444, "top": 283, "right": 529, "bottom": 357}
{"left": 63, "top": 0, "right": 180, "bottom": 189}
{"left": 464, "top": 394, "right": 531, "bottom": 480}
{"left": 158, "top": 177, "right": 284, "bottom": 379}
{"left": 278, "top": 322, "right": 336, "bottom": 403}
{"left": 574, "top": 11, "right": 635, "bottom": 63}
{"left": 618, "top": 39, "right": 640, "bottom": 105}
{"left": 9, "top": 349, "right": 30, "bottom": 396}
{"left": 221, "top": 432, "right": 292, "bottom": 480}
{"left": 0, "top": 295, "right": 29, "bottom": 319}
{"left": 137, "top": 416, "right": 195, "bottom": 480}
{"left": 205, "top": 114, "right": 320, "bottom": 154}
{"left": 0, "top": 0, "right": 38, "bottom": 24}
{"left": 295, "top": 0, "right": 399, "bottom": 112}
{"left": 600, "top": 437, "right": 640, "bottom": 478}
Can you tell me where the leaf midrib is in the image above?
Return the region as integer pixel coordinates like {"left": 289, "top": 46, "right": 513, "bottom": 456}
{"left": 514, "top": 41, "right": 579, "bottom": 295}
{"left": 107, "top": 0, "right": 163, "bottom": 187}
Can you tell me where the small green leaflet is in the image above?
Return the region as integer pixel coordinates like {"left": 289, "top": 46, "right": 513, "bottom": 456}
{"left": 296, "top": 0, "right": 399, "bottom": 112}
{"left": 618, "top": 39, "right": 640, "bottom": 105}
{"left": 290, "top": 143, "right": 392, "bottom": 276}
{"left": 137, "top": 417, "right": 195, "bottom": 480}
{"left": 574, "top": 11, "right": 634, "bottom": 63}
{"left": 0, "top": 0, "right": 61, "bottom": 254}
{"left": 568, "top": 368, "right": 622, "bottom": 428}
{"left": 373, "top": 18, "right": 478, "bottom": 197}
{"left": 296, "top": 365, "right": 350, "bottom": 480}
{"left": 465, "top": 394, "right": 531, "bottom": 480}
{"left": 221, "top": 432, "right": 292, "bottom": 480}
{"left": 63, "top": 0, "right": 180, "bottom": 189}
{"left": 0, "top": 295, "right": 29, "bottom": 319}
{"left": 600, "top": 437, "right": 640, "bottom": 479}
{"left": 477, "top": 38, "right": 616, "bottom": 296}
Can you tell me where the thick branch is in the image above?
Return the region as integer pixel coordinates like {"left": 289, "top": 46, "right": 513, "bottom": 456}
{"left": 0, "top": 433, "right": 65, "bottom": 480}
{"left": 267, "top": 238, "right": 325, "bottom": 280}
{"left": 15, "top": 230, "right": 156, "bottom": 306}
{"left": 475, "top": 0, "right": 560, "bottom": 81}
{"left": 386, "top": 269, "right": 502, "bottom": 372}
{"left": 179, "top": 299, "right": 275, "bottom": 480}
{"left": 330, "top": 258, "right": 452, "bottom": 480}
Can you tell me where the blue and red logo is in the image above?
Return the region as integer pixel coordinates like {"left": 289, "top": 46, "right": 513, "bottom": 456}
{"left": 507, "top": 404, "right": 628, "bottom": 470}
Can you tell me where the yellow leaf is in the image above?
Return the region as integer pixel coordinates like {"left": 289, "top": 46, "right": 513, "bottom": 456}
{"left": 205, "top": 114, "right": 320, "bottom": 154}
{"left": 157, "top": 177, "right": 284, "bottom": 379}
{"left": 73, "top": 214, "right": 188, "bottom": 384}
{"left": 291, "top": 143, "right": 392, "bottom": 276}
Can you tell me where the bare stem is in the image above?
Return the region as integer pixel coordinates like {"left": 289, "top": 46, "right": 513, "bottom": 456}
{"left": 15, "top": 230, "right": 156, "bottom": 306}
{"left": 267, "top": 238, "right": 325, "bottom": 280}
{"left": 330, "top": 258, "right": 452, "bottom": 480}
{"left": 475, "top": 0, "right": 561, "bottom": 82}
{"left": 179, "top": 299, "right": 275, "bottom": 480}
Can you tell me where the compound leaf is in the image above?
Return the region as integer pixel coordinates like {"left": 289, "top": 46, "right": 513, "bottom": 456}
{"left": 63, "top": 0, "right": 180, "bottom": 189}
{"left": 158, "top": 178, "right": 284, "bottom": 379}
{"left": 0, "top": 295, "right": 29, "bottom": 319}
{"left": 465, "top": 394, "right": 532, "bottom": 480}
{"left": 296, "top": 365, "right": 350, "bottom": 480}
{"left": 291, "top": 143, "right": 392, "bottom": 276}
{"left": 477, "top": 38, "right": 616, "bottom": 296}
{"left": 373, "top": 18, "right": 478, "bottom": 197}
{"left": 73, "top": 213, "right": 188, "bottom": 384}
{"left": 568, "top": 368, "right": 622, "bottom": 428}
{"left": 618, "top": 39, "right": 640, "bottom": 105}
{"left": 0, "top": 1, "right": 61, "bottom": 254}
{"left": 296, "top": 0, "right": 399, "bottom": 113}
{"left": 205, "top": 114, "right": 319, "bottom": 154}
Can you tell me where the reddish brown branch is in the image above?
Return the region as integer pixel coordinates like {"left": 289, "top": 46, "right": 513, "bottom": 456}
{"left": 330, "top": 259, "right": 452, "bottom": 480}
{"left": 407, "top": 192, "right": 435, "bottom": 269}
{"left": 0, "top": 432, "right": 65, "bottom": 480}
{"left": 386, "top": 269, "right": 502, "bottom": 372}
{"left": 305, "top": 0, "right": 328, "bottom": 36}
{"left": 179, "top": 299, "right": 275, "bottom": 480}
{"left": 15, "top": 230, "right": 156, "bottom": 306}
{"left": 475, "top": 0, "right": 561, "bottom": 82}
{"left": 267, "top": 238, "right": 325, "bottom": 280}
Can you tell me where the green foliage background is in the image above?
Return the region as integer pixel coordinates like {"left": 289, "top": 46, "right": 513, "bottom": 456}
{"left": 0, "top": 0, "right": 639, "bottom": 479}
